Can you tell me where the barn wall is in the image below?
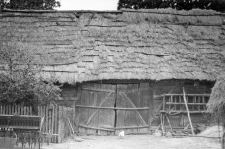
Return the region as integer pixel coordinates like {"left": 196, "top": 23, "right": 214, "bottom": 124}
{"left": 58, "top": 79, "right": 214, "bottom": 132}
{"left": 151, "top": 79, "right": 214, "bottom": 128}
{"left": 56, "top": 84, "right": 81, "bottom": 107}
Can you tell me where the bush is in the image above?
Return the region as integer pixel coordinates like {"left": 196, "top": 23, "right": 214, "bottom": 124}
{"left": 0, "top": 0, "right": 60, "bottom": 10}
{"left": 0, "top": 38, "right": 61, "bottom": 113}
{"left": 117, "top": 0, "right": 225, "bottom": 12}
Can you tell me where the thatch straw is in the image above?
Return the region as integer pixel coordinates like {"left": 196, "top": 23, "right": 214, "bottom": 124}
{"left": 207, "top": 75, "right": 225, "bottom": 118}
{"left": 0, "top": 9, "right": 224, "bottom": 84}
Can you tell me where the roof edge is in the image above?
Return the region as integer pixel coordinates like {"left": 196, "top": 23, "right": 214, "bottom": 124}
{"left": 1, "top": 8, "right": 225, "bottom": 16}
{"left": 1, "top": 8, "right": 123, "bottom": 13}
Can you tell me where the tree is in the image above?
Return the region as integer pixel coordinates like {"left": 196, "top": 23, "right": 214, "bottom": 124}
{"left": 0, "top": 33, "right": 61, "bottom": 114}
{"left": 117, "top": 0, "right": 225, "bottom": 12}
{"left": 0, "top": 0, "right": 60, "bottom": 10}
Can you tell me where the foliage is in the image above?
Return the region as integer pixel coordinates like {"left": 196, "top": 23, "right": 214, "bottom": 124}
{"left": 0, "top": 40, "right": 61, "bottom": 109}
{"left": 0, "top": 0, "right": 60, "bottom": 10}
{"left": 117, "top": 0, "right": 225, "bottom": 12}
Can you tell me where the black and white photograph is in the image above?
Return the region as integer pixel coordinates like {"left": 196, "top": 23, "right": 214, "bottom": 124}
{"left": 0, "top": 0, "right": 225, "bottom": 148}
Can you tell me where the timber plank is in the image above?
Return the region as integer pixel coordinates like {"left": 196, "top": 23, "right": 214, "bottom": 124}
{"left": 108, "top": 84, "right": 116, "bottom": 135}
{"left": 46, "top": 105, "right": 49, "bottom": 134}
{"left": 90, "top": 83, "right": 98, "bottom": 128}
{"left": 9, "top": 105, "right": 11, "bottom": 115}
{"left": 128, "top": 84, "right": 139, "bottom": 134}
{"left": 99, "top": 84, "right": 108, "bottom": 136}
{"left": 116, "top": 84, "right": 126, "bottom": 135}
{"left": 43, "top": 105, "right": 46, "bottom": 133}
{"left": 86, "top": 90, "right": 113, "bottom": 126}
{"left": 148, "top": 84, "right": 154, "bottom": 131}
{"left": 50, "top": 105, "right": 54, "bottom": 142}
{"left": 116, "top": 83, "right": 150, "bottom": 134}
{"left": 87, "top": 83, "right": 96, "bottom": 135}
{"left": 76, "top": 105, "right": 149, "bottom": 110}
{"left": 120, "top": 92, "right": 147, "bottom": 126}
{"left": 84, "top": 84, "right": 90, "bottom": 135}
{"left": 58, "top": 106, "right": 62, "bottom": 143}
{"left": 78, "top": 83, "right": 116, "bottom": 136}
{"left": 102, "top": 84, "right": 115, "bottom": 135}
{"left": 139, "top": 83, "right": 150, "bottom": 126}
{"left": 79, "top": 83, "right": 88, "bottom": 135}
{"left": 95, "top": 83, "right": 101, "bottom": 135}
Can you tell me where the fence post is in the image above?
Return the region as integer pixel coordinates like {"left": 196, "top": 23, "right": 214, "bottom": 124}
{"left": 58, "top": 106, "right": 62, "bottom": 143}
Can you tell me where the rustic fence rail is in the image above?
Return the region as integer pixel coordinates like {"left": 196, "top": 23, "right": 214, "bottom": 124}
{"left": 0, "top": 104, "right": 75, "bottom": 143}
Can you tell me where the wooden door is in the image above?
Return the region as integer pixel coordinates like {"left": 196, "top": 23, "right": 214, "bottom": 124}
{"left": 77, "top": 82, "right": 152, "bottom": 136}
{"left": 115, "top": 83, "right": 151, "bottom": 134}
{"left": 77, "top": 83, "right": 116, "bottom": 135}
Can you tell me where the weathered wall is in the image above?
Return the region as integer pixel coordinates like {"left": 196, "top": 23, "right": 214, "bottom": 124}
{"left": 55, "top": 84, "right": 81, "bottom": 107}
{"left": 0, "top": 9, "right": 224, "bottom": 83}
{"left": 151, "top": 79, "right": 214, "bottom": 128}
{"left": 61, "top": 79, "right": 213, "bottom": 129}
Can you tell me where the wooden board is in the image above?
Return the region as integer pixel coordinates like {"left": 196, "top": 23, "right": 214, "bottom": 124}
{"left": 78, "top": 83, "right": 116, "bottom": 135}
{"left": 78, "top": 82, "right": 153, "bottom": 136}
{"left": 115, "top": 83, "right": 150, "bottom": 135}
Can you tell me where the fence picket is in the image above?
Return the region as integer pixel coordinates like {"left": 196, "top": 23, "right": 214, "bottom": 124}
{"left": 0, "top": 104, "right": 74, "bottom": 143}
{"left": 55, "top": 105, "right": 58, "bottom": 143}
{"left": 6, "top": 105, "right": 8, "bottom": 115}
{"left": 2, "top": 105, "right": 4, "bottom": 114}
{"left": 0, "top": 105, "right": 1, "bottom": 114}
{"left": 51, "top": 105, "right": 54, "bottom": 142}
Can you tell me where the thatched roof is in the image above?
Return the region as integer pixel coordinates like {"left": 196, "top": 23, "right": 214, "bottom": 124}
{"left": 207, "top": 75, "right": 225, "bottom": 114}
{"left": 0, "top": 8, "right": 225, "bottom": 83}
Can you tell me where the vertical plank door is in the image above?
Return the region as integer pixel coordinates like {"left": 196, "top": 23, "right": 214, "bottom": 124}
{"left": 77, "top": 83, "right": 116, "bottom": 135}
{"left": 115, "top": 83, "right": 151, "bottom": 135}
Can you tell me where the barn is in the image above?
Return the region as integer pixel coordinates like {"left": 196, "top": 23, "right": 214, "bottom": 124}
{"left": 0, "top": 8, "right": 225, "bottom": 135}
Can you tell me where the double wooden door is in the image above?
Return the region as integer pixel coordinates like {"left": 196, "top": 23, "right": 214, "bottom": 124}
{"left": 77, "top": 83, "right": 152, "bottom": 135}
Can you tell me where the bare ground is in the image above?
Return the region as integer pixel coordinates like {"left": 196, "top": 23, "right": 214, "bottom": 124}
{"left": 42, "top": 135, "right": 220, "bottom": 149}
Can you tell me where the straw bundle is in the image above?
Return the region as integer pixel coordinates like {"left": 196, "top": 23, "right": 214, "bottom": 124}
{"left": 207, "top": 75, "right": 225, "bottom": 119}
{"left": 0, "top": 9, "right": 224, "bottom": 84}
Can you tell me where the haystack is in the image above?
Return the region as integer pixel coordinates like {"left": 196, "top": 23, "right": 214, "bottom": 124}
{"left": 207, "top": 75, "right": 225, "bottom": 119}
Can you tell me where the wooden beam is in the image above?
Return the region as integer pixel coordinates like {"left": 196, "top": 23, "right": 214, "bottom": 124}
{"left": 165, "top": 103, "right": 207, "bottom": 105}
{"left": 154, "top": 94, "right": 210, "bottom": 100}
{"left": 164, "top": 94, "right": 210, "bottom": 96}
{"left": 115, "top": 125, "right": 149, "bottom": 129}
{"left": 79, "top": 124, "right": 149, "bottom": 130}
{"left": 183, "top": 87, "right": 195, "bottom": 136}
{"left": 82, "top": 88, "right": 115, "bottom": 93}
{"left": 160, "top": 110, "right": 210, "bottom": 113}
{"left": 79, "top": 124, "right": 115, "bottom": 132}
{"left": 76, "top": 105, "right": 149, "bottom": 110}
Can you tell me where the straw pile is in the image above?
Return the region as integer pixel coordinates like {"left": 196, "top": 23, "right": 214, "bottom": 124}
{"left": 207, "top": 75, "right": 225, "bottom": 118}
{"left": 199, "top": 125, "right": 222, "bottom": 138}
{"left": 195, "top": 125, "right": 222, "bottom": 144}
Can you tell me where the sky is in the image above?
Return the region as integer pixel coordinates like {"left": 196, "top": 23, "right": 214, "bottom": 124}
{"left": 57, "top": 0, "right": 119, "bottom": 11}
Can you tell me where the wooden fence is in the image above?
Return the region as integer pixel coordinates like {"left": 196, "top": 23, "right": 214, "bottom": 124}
{"left": 0, "top": 104, "right": 76, "bottom": 143}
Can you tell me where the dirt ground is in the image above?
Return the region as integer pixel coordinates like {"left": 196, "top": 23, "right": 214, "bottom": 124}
{"left": 42, "top": 134, "right": 220, "bottom": 149}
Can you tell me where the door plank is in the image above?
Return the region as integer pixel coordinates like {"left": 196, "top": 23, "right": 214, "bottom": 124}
{"left": 79, "top": 83, "right": 116, "bottom": 135}
{"left": 115, "top": 84, "right": 127, "bottom": 135}
{"left": 86, "top": 91, "right": 114, "bottom": 126}
{"left": 139, "top": 83, "right": 151, "bottom": 133}
{"left": 120, "top": 92, "right": 147, "bottom": 126}
{"left": 87, "top": 83, "right": 96, "bottom": 135}
{"left": 98, "top": 84, "right": 115, "bottom": 135}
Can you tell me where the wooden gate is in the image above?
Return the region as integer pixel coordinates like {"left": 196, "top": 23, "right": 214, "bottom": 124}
{"left": 115, "top": 84, "right": 150, "bottom": 134}
{"left": 77, "top": 83, "right": 152, "bottom": 135}
{"left": 77, "top": 83, "right": 116, "bottom": 135}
